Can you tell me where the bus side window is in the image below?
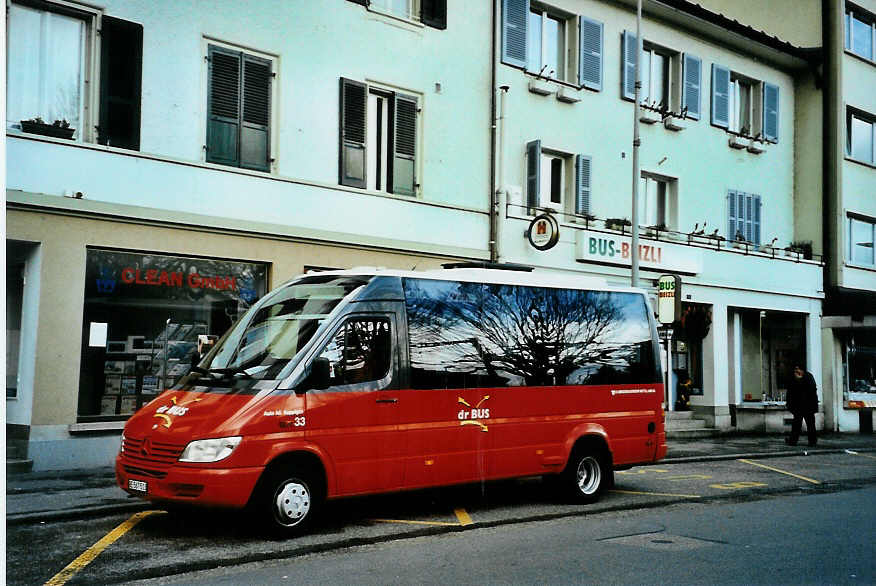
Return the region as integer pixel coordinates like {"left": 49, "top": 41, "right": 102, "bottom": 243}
{"left": 318, "top": 319, "right": 391, "bottom": 387}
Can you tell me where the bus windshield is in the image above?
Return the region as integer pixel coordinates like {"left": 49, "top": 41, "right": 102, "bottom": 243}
{"left": 197, "top": 275, "right": 370, "bottom": 380}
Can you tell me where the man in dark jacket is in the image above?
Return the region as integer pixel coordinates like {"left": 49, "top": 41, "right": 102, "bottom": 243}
{"left": 785, "top": 364, "right": 818, "bottom": 447}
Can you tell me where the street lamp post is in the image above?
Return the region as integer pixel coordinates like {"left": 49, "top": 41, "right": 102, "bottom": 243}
{"left": 631, "top": 0, "right": 643, "bottom": 288}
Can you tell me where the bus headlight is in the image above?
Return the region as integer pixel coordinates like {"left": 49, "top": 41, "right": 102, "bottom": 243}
{"left": 179, "top": 436, "right": 242, "bottom": 463}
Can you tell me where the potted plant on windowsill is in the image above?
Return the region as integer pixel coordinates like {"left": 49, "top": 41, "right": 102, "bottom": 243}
{"left": 604, "top": 217, "right": 631, "bottom": 233}
{"left": 20, "top": 117, "right": 75, "bottom": 140}
{"left": 644, "top": 223, "right": 667, "bottom": 238}
{"left": 785, "top": 240, "right": 813, "bottom": 260}
{"left": 663, "top": 106, "right": 688, "bottom": 131}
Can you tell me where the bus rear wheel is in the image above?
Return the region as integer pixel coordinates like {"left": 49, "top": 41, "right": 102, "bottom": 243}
{"left": 564, "top": 448, "right": 609, "bottom": 503}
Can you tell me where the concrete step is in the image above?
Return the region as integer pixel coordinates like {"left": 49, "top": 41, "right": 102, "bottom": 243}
{"left": 6, "top": 459, "right": 34, "bottom": 474}
{"left": 665, "top": 411, "right": 695, "bottom": 421}
{"left": 666, "top": 419, "right": 709, "bottom": 432}
{"left": 666, "top": 427, "right": 724, "bottom": 439}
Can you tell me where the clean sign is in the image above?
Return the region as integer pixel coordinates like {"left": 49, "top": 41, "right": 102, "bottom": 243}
{"left": 657, "top": 275, "right": 681, "bottom": 324}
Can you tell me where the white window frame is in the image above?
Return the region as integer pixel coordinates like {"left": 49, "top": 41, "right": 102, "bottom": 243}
{"left": 848, "top": 215, "right": 876, "bottom": 267}
{"left": 846, "top": 5, "right": 876, "bottom": 62}
{"left": 538, "top": 147, "right": 573, "bottom": 212}
{"left": 526, "top": 4, "right": 575, "bottom": 82}
{"left": 368, "top": 0, "right": 422, "bottom": 24}
{"left": 6, "top": 0, "right": 101, "bottom": 143}
{"left": 640, "top": 43, "right": 680, "bottom": 113}
{"left": 639, "top": 172, "right": 677, "bottom": 230}
{"left": 728, "top": 74, "right": 762, "bottom": 137}
{"left": 847, "top": 107, "right": 876, "bottom": 165}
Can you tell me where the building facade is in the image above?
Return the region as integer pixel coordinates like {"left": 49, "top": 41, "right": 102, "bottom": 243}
{"left": 6, "top": 0, "right": 841, "bottom": 470}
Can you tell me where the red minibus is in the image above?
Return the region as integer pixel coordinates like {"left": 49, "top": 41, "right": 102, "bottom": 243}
{"left": 117, "top": 267, "right": 666, "bottom": 535}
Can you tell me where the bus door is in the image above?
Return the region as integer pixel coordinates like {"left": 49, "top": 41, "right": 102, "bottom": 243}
{"left": 304, "top": 313, "right": 404, "bottom": 495}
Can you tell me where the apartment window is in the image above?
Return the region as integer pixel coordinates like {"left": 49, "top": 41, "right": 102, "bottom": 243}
{"left": 527, "top": 7, "right": 567, "bottom": 81}
{"left": 340, "top": 78, "right": 419, "bottom": 196}
{"left": 712, "top": 65, "right": 778, "bottom": 142}
{"left": 846, "top": 5, "right": 876, "bottom": 61}
{"left": 526, "top": 140, "right": 591, "bottom": 217}
{"left": 848, "top": 108, "right": 876, "bottom": 164}
{"left": 347, "top": 0, "right": 446, "bottom": 28}
{"left": 849, "top": 216, "right": 876, "bottom": 266}
{"left": 6, "top": 2, "right": 142, "bottom": 148}
{"left": 622, "top": 32, "right": 700, "bottom": 118}
{"left": 639, "top": 174, "right": 675, "bottom": 229}
{"left": 502, "top": 1, "right": 603, "bottom": 90}
{"left": 206, "top": 44, "right": 273, "bottom": 172}
{"left": 727, "top": 190, "right": 762, "bottom": 245}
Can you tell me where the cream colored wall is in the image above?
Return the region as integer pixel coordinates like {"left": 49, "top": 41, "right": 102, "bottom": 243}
{"left": 6, "top": 208, "right": 446, "bottom": 426}
{"left": 794, "top": 70, "right": 824, "bottom": 253}
{"left": 693, "top": 0, "right": 822, "bottom": 47}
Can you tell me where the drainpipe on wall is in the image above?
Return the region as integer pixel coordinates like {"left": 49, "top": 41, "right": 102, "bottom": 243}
{"left": 489, "top": 0, "right": 499, "bottom": 263}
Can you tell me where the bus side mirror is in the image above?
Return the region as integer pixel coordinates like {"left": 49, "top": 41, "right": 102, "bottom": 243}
{"left": 303, "top": 357, "right": 331, "bottom": 391}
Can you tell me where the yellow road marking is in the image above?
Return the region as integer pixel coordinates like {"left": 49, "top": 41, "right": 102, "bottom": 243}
{"left": 666, "top": 474, "right": 712, "bottom": 482}
{"left": 45, "top": 510, "right": 163, "bottom": 586}
{"left": 610, "top": 489, "right": 701, "bottom": 499}
{"left": 372, "top": 518, "right": 462, "bottom": 527}
{"left": 738, "top": 458, "right": 820, "bottom": 485}
{"left": 454, "top": 508, "right": 474, "bottom": 526}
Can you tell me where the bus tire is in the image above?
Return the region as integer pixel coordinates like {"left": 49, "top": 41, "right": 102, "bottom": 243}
{"left": 563, "top": 447, "right": 609, "bottom": 504}
{"left": 255, "top": 465, "right": 322, "bottom": 537}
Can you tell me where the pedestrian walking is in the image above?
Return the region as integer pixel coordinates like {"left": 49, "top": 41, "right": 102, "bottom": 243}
{"left": 785, "top": 364, "right": 818, "bottom": 447}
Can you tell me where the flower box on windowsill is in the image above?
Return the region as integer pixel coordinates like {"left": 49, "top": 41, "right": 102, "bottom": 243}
{"left": 747, "top": 140, "right": 766, "bottom": 154}
{"left": 20, "top": 120, "right": 75, "bottom": 140}
{"left": 663, "top": 116, "right": 687, "bottom": 131}
{"left": 639, "top": 110, "right": 662, "bottom": 124}
{"left": 528, "top": 79, "right": 553, "bottom": 96}
{"left": 556, "top": 86, "right": 581, "bottom": 103}
{"left": 728, "top": 135, "right": 748, "bottom": 149}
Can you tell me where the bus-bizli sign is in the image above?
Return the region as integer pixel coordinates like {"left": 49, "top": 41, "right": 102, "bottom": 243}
{"left": 657, "top": 274, "right": 681, "bottom": 324}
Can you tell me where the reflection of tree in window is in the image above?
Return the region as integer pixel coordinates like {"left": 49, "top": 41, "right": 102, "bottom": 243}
{"left": 404, "top": 279, "right": 657, "bottom": 388}
{"left": 320, "top": 319, "right": 391, "bottom": 386}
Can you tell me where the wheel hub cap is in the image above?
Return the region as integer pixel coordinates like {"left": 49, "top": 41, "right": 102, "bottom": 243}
{"left": 274, "top": 481, "right": 310, "bottom": 526}
{"left": 576, "top": 457, "right": 601, "bottom": 495}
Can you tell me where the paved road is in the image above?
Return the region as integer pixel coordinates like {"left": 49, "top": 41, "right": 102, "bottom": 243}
{"left": 145, "top": 486, "right": 876, "bottom": 586}
{"left": 7, "top": 450, "right": 875, "bottom": 585}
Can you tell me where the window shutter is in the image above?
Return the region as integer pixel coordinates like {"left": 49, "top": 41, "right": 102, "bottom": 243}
{"left": 578, "top": 17, "right": 603, "bottom": 91}
{"left": 339, "top": 78, "right": 367, "bottom": 189}
{"left": 744, "top": 192, "right": 754, "bottom": 243}
{"left": 502, "top": 0, "right": 528, "bottom": 68}
{"left": 622, "top": 30, "right": 637, "bottom": 101}
{"left": 207, "top": 46, "right": 241, "bottom": 166}
{"left": 526, "top": 140, "right": 541, "bottom": 210}
{"left": 392, "top": 94, "right": 417, "bottom": 196}
{"left": 98, "top": 16, "right": 142, "bottom": 150}
{"left": 727, "top": 190, "right": 737, "bottom": 240}
{"left": 240, "top": 54, "right": 271, "bottom": 171}
{"left": 421, "top": 0, "right": 446, "bottom": 29}
{"left": 575, "top": 154, "right": 592, "bottom": 216}
{"left": 763, "top": 82, "right": 779, "bottom": 142}
{"left": 752, "top": 195, "right": 762, "bottom": 245}
{"left": 681, "top": 53, "right": 701, "bottom": 120}
{"left": 711, "top": 64, "right": 730, "bottom": 128}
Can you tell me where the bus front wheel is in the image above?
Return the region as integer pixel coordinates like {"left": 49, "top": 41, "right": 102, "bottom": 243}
{"left": 256, "top": 466, "right": 322, "bottom": 537}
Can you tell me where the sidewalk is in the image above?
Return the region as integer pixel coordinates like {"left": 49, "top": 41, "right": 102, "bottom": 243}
{"left": 7, "top": 433, "right": 876, "bottom": 525}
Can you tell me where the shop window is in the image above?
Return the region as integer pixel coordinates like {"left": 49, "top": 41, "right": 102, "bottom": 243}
{"left": 848, "top": 331, "right": 876, "bottom": 395}
{"left": 78, "top": 249, "right": 268, "bottom": 420}
{"left": 6, "top": 263, "right": 25, "bottom": 398}
{"left": 849, "top": 215, "right": 876, "bottom": 266}
{"left": 7, "top": 2, "right": 142, "bottom": 148}
{"left": 206, "top": 44, "right": 274, "bottom": 172}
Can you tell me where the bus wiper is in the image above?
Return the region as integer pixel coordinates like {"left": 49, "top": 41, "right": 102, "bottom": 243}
{"left": 203, "top": 366, "right": 253, "bottom": 379}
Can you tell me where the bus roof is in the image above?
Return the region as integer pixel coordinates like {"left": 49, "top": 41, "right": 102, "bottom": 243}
{"left": 288, "top": 267, "right": 649, "bottom": 296}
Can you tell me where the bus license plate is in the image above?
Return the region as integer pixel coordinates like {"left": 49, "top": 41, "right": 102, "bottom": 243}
{"left": 128, "top": 479, "right": 148, "bottom": 493}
